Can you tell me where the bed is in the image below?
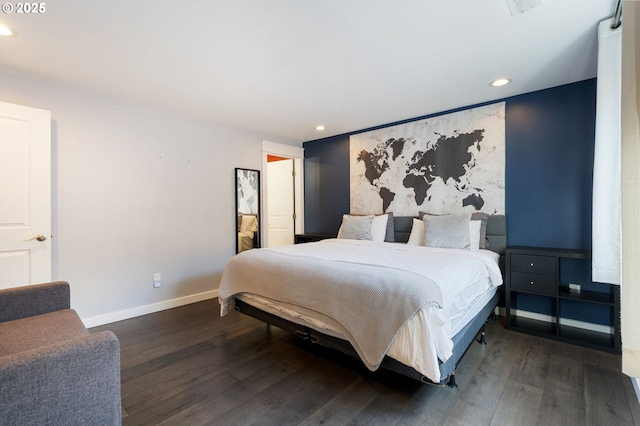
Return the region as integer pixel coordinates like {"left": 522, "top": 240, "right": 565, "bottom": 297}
{"left": 219, "top": 214, "right": 506, "bottom": 386}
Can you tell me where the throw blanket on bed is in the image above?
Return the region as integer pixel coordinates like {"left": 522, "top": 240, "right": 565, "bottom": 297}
{"left": 220, "top": 248, "right": 443, "bottom": 371}
{"left": 219, "top": 239, "right": 502, "bottom": 372}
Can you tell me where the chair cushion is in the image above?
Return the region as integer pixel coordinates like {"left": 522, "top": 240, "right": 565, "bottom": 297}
{"left": 0, "top": 309, "right": 89, "bottom": 357}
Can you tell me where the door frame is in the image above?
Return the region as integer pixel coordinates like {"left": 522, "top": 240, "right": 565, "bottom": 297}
{"left": 261, "top": 140, "right": 304, "bottom": 248}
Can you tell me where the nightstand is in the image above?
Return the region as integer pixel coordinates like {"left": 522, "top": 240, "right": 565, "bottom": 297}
{"left": 505, "top": 246, "right": 620, "bottom": 353}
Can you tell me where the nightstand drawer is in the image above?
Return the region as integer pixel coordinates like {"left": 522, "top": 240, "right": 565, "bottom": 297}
{"left": 510, "top": 272, "right": 557, "bottom": 295}
{"left": 510, "top": 254, "right": 555, "bottom": 275}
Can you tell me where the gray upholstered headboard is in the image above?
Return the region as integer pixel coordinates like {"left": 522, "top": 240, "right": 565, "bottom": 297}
{"left": 393, "top": 215, "right": 507, "bottom": 255}
{"left": 393, "top": 216, "right": 416, "bottom": 244}
{"left": 485, "top": 215, "right": 507, "bottom": 255}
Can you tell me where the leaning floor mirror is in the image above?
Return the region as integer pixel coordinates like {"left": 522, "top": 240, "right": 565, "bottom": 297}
{"left": 235, "top": 168, "right": 260, "bottom": 253}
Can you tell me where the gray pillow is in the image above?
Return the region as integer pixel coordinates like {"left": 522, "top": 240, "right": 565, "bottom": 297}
{"left": 423, "top": 213, "right": 471, "bottom": 249}
{"left": 421, "top": 211, "right": 489, "bottom": 249}
{"left": 337, "top": 215, "right": 374, "bottom": 240}
{"left": 352, "top": 212, "right": 395, "bottom": 242}
{"left": 384, "top": 212, "right": 395, "bottom": 242}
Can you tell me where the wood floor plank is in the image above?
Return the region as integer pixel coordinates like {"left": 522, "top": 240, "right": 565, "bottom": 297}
{"left": 155, "top": 379, "right": 257, "bottom": 426}
{"left": 156, "top": 347, "right": 319, "bottom": 426}
{"left": 396, "top": 384, "right": 458, "bottom": 426}
{"left": 583, "top": 346, "right": 623, "bottom": 372}
{"left": 507, "top": 337, "right": 551, "bottom": 390}
{"left": 121, "top": 319, "right": 290, "bottom": 414}
{"left": 396, "top": 323, "right": 503, "bottom": 426}
{"left": 123, "top": 371, "right": 246, "bottom": 426}
{"left": 298, "top": 377, "right": 380, "bottom": 425}
{"left": 547, "top": 338, "right": 585, "bottom": 367}
{"left": 442, "top": 322, "right": 528, "bottom": 425}
{"left": 120, "top": 340, "right": 217, "bottom": 383}
{"left": 228, "top": 336, "right": 308, "bottom": 381}
{"left": 121, "top": 344, "right": 226, "bottom": 410}
{"left": 584, "top": 362, "right": 636, "bottom": 426}
{"left": 490, "top": 380, "right": 543, "bottom": 426}
{"left": 443, "top": 370, "right": 508, "bottom": 426}
{"left": 344, "top": 375, "right": 427, "bottom": 426}
{"left": 213, "top": 357, "right": 360, "bottom": 425}
{"left": 88, "top": 300, "right": 639, "bottom": 426}
{"left": 535, "top": 359, "right": 587, "bottom": 426}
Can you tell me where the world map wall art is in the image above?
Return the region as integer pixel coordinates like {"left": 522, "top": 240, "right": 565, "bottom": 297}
{"left": 349, "top": 102, "right": 505, "bottom": 216}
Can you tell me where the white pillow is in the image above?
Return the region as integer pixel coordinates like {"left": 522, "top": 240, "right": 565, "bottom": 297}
{"left": 469, "top": 220, "right": 481, "bottom": 251}
{"left": 371, "top": 214, "right": 389, "bottom": 242}
{"left": 407, "top": 217, "right": 481, "bottom": 250}
{"left": 407, "top": 218, "right": 425, "bottom": 246}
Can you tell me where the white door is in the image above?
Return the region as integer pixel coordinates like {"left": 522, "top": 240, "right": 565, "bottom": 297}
{"left": 0, "top": 102, "right": 51, "bottom": 289}
{"left": 267, "top": 159, "right": 295, "bottom": 247}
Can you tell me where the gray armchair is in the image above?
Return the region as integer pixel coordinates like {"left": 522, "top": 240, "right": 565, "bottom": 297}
{"left": 0, "top": 281, "right": 121, "bottom": 426}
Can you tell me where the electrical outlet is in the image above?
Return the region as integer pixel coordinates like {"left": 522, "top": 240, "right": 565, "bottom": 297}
{"left": 153, "top": 273, "right": 161, "bottom": 288}
{"left": 569, "top": 283, "right": 581, "bottom": 292}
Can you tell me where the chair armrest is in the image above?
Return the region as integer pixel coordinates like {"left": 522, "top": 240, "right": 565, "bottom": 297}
{"left": 0, "top": 331, "right": 121, "bottom": 426}
{"left": 0, "top": 281, "right": 71, "bottom": 323}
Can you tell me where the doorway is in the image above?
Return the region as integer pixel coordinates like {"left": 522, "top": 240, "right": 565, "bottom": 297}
{"left": 262, "top": 141, "right": 304, "bottom": 248}
{"left": 267, "top": 156, "right": 294, "bottom": 247}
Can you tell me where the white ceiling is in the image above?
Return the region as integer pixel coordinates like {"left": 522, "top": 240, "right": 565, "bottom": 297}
{"left": 0, "top": 0, "right": 616, "bottom": 142}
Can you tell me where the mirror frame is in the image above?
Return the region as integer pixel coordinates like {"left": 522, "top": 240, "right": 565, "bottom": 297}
{"left": 235, "top": 168, "right": 261, "bottom": 253}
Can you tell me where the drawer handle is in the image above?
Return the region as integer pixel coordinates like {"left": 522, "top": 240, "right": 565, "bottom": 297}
{"left": 530, "top": 281, "right": 535, "bottom": 285}
{"left": 530, "top": 262, "right": 534, "bottom": 267}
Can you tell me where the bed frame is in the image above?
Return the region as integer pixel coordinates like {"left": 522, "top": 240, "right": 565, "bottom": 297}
{"left": 234, "top": 215, "right": 507, "bottom": 387}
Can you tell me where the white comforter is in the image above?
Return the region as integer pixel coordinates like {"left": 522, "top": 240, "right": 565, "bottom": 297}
{"left": 219, "top": 239, "right": 502, "bottom": 382}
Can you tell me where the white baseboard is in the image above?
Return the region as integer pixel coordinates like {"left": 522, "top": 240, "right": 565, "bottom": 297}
{"left": 512, "top": 309, "right": 614, "bottom": 334}
{"left": 633, "top": 377, "right": 640, "bottom": 405}
{"left": 82, "top": 289, "right": 219, "bottom": 328}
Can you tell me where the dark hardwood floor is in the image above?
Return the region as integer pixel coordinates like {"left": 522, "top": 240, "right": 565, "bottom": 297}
{"left": 90, "top": 300, "right": 640, "bottom": 426}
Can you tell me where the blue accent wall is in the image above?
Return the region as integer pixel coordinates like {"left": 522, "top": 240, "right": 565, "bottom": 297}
{"left": 303, "top": 79, "right": 597, "bottom": 251}
{"left": 304, "top": 135, "right": 350, "bottom": 234}
{"left": 505, "top": 80, "right": 596, "bottom": 249}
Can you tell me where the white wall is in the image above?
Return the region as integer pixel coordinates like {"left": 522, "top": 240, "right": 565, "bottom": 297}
{"left": 0, "top": 68, "right": 300, "bottom": 326}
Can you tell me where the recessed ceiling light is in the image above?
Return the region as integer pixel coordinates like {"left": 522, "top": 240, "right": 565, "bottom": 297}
{"left": 490, "top": 78, "right": 511, "bottom": 87}
{"left": 0, "top": 24, "right": 13, "bottom": 37}
{"left": 315, "top": 125, "right": 326, "bottom": 131}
